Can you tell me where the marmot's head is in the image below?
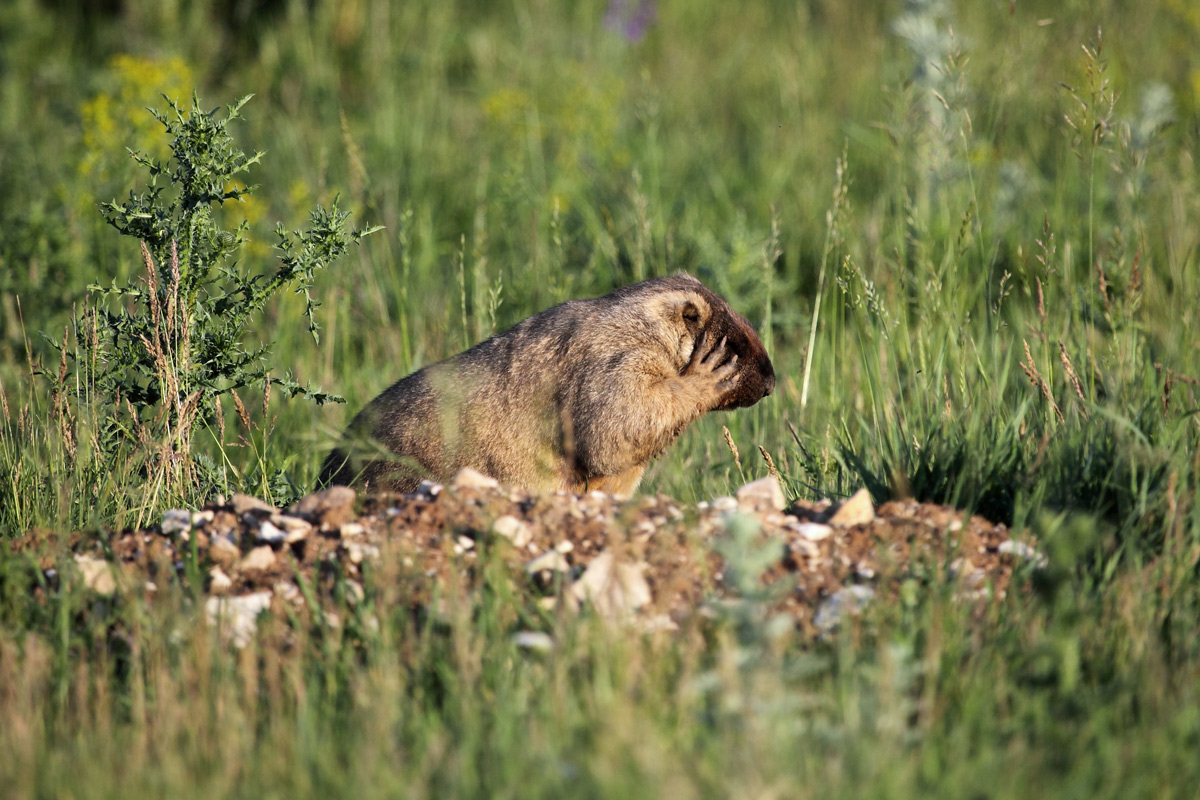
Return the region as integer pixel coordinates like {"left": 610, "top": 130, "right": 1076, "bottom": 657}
{"left": 620, "top": 274, "right": 776, "bottom": 410}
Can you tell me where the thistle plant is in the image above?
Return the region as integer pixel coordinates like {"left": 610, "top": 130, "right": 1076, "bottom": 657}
{"left": 62, "top": 94, "right": 378, "bottom": 510}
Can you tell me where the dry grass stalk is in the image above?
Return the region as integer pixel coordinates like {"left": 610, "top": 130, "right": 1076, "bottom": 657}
{"left": 230, "top": 389, "right": 252, "bottom": 431}
{"left": 758, "top": 445, "right": 779, "bottom": 479}
{"left": 722, "top": 425, "right": 742, "bottom": 471}
{"left": 1020, "top": 339, "right": 1064, "bottom": 422}
{"left": 1058, "top": 341, "right": 1087, "bottom": 405}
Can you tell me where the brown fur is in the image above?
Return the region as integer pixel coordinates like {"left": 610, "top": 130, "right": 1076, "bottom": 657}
{"left": 319, "top": 274, "right": 775, "bottom": 494}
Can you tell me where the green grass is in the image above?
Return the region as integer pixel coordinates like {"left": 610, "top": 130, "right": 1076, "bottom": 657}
{"left": 2, "top": 0, "right": 1200, "bottom": 796}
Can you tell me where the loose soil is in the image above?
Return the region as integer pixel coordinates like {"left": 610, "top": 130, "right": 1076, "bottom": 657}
{"left": 16, "top": 474, "right": 1035, "bottom": 640}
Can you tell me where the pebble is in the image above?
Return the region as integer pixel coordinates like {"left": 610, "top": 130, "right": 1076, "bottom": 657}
{"left": 205, "top": 591, "right": 272, "bottom": 648}
{"left": 208, "top": 535, "right": 240, "bottom": 567}
{"left": 75, "top": 554, "right": 117, "bottom": 595}
{"left": 492, "top": 515, "right": 533, "bottom": 548}
{"left": 525, "top": 551, "right": 571, "bottom": 575}
{"left": 231, "top": 493, "right": 277, "bottom": 516}
{"left": 451, "top": 467, "right": 500, "bottom": 491}
{"left": 997, "top": 540, "right": 1048, "bottom": 568}
{"left": 161, "top": 509, "right": 194, "bottom": 535}
{"left": 239, "top": 545, "right": 276, "bottom": 572}
{"left": 813, "top": 585, "right": 875, "bottom": 633}
{"left": 828, "top": 489, "right": 875, "bottom": 527}
{"left": 794, "top": 522, "right": 833, "bottom": 541}
{"left": 345, "top": 543, "right": 380, "bottom": 564}
{"left": 339, "top": 522, "right": 366, "bottom": 538}
{"left": 710, "top": 496, "right": 738, "bottom": 512}
{"left": 274, "top": 581, "right": 302, "bottom": 605}
{"left": 257, "top": 520, "right": 287, "bottom": 544}
{"left": 511, "top": 631, "right": 555, "bottom": 651}
{"left": 288, "top": 485, "right": 356, "bottom": 529}
{"left": 736, "top": 475, "right": 786, "bottom": 512}
{"left": 790, "top": 540, "right": 820, "bottom": 559}
{"left": 415, "top": 480, "right": 443, "bottom": 500}
{"left": 208, "top": 566, "right": 233, "bottom": 594}
{"left": 570, "top": 551, "right": 652, "bottom": 618}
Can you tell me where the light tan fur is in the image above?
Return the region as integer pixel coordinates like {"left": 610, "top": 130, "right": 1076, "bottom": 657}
{"left": 320, "top": 274, "right": 775, "bottom": 494}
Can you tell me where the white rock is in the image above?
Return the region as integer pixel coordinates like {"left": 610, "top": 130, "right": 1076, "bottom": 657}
{"left": 231, "top": 493, "right": 277, "bottom": 515}
{"left": 492, "top": 515, "right": 532, "bottom": 548}
{"left": 525, "top": 551, "right": 571, "bottom": 575}
{"left": 272, "top": 514, "right": 314, "bottom": 541}
{"left": 570, "top": 551, "right": 652, "bottom": 618}
{"left": 161, "top": 509, "right": 194, "bottom": 535}
{"left": 828, "top": 489, "right": 875, "bottom": 527}
{"left": 450, "top": 467, "right": 500, "bottom": 491}
{"left": 208, "top": 566, "right": 233, "bottom": 594}
{"left": 345, "top": 543, "right": 380, "bottom": 564}
{"left": 710, "top": 496, "right": 738, "bottom": 512}
{"left": 205, "top": 591, "right": 273, "bottom": 648}
{"left": 997, "top": 540, "right": 1048, "bottom": 568}
{"left": 274, "top": 581, "right": 302, "bottom": 604}
{"left": 814, "top": 585, "right": 875, "bottom": 633}
{"left": 415, "top": 480, "right": 443, "bottom": 500}
{"left": 555, "top": 540, "right": 575, "bottom": 554}
{"left": 209, "top": 535, "right": 240, "bottom": 562}
{"left": 257, "top": 520, "right": 287, "bottom": 544}
{"left": 795, "top": 522, "right": 834, "bottom": 541}
{"left": 75, "top": 555, "right": 117, "bottom": 595}
{"left": 736, "top": 475, "right": 786, "bottom": 512}
{"left": 511, "top": 631, "right": 555, "bottom": 651}
{"left": 339, "top": 522, "right": 366, "bottom": 538}
{"left": 790, "top": 540, "right": 820, "bottom": 559}
{"left": 239, "top": 546, "right": 276, "bottom": 572}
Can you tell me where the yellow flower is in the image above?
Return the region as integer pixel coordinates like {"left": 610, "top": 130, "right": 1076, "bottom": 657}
{"left": 79, "top": 54, "right": 194, "bottom": 183}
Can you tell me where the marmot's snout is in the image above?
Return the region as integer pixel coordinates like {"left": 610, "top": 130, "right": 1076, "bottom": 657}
{"left": 710, "top": 304, "right": 776, "bottom": 410}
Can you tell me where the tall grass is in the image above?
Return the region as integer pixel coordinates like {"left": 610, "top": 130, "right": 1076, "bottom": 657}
{"left": 2, "top": 0, "right": 1200, "bottom": 796}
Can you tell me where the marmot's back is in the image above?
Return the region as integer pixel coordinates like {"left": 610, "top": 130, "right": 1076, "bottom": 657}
{"left": 319, "top": 274, "right": 775, "bottom": 495}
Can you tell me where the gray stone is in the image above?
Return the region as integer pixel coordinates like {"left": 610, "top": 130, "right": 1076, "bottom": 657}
{"left": 492, "top": 515, "right": 532, "bottom": 548}
{"left": 814, "top": 585, "right": 875, "bottom": 633}
{"left": 256, "top": 520, "right": 287, "bottom": 544}
{"left": 161, "top": 509, "right": 194, "bottom": 535}
{"left": 828, "top": 489, "right": 875, "bottom": 527}
{"left": 205, "top": 591, "right": 272, "bottom": 648}
{"left": 288, "top": 486, "right": 356, "bottom": 529}
{"left": 238, "top": 545, "right": 276, "bottom": 572}
{"left": 75, "top": 554, "right": 117, "bottom": 595}
{"left": 208, "top": 566, "right": 233, "bottom": 594}
{"left": 997, "top": 540, "right": 1048, "bottom": 568}
{"left": 525, "top": 551, "right": 571, "bottom": 575}
{"left": 231, "top": 493, "right": 277, "bottom": 515}
{"left": 511, "top": 631, "right": 555, "bottom": 651}
{"left": 570, "top": 551, "right": 652, "bottom": 618}
{"left": 794, "top": 522, "right": 833, "bottom": 541}
{"left": 736, "top": 475, "right": 786, "bottom": 512}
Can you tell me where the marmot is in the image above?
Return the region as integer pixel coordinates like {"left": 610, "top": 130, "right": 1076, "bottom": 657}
{"left": 319, "top": 273, "right": 775, "bottom": 495}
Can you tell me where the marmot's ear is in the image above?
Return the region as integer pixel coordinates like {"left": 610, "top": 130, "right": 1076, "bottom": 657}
{"left": 680, "top": 300, "right": 702, "bottom": 326}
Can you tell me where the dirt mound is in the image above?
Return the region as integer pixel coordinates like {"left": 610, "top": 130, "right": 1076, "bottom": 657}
{"left": 24, "top": 472, "right": 1038, "bottom": 642}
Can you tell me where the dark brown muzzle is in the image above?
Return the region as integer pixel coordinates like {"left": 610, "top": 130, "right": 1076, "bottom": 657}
{"left": 714, "top": 307, "right": 775, "bottom": 410}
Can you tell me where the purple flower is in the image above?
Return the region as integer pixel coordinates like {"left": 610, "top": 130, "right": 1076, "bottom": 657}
{"left": 604, "top": 0, "right": 657, "bottom": 43}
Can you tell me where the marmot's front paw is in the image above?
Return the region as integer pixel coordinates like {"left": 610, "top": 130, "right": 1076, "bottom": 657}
{"left": 688, "top": 334, "right": 740, "bottom": 396}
